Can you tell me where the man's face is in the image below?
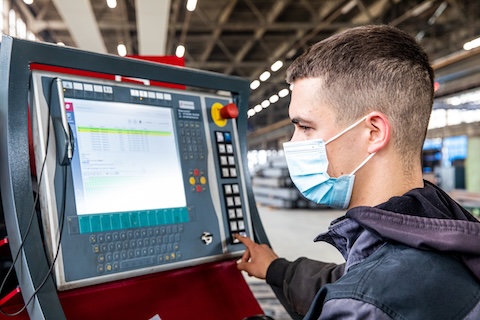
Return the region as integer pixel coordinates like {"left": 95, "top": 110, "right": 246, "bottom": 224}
{"left": 288, "top": 78, "right": 336, "bottom": 143}
{"left": 287, "top": 77, "right": 364, "bottom": 177}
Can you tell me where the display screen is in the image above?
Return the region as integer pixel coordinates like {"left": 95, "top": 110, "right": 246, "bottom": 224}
{"left": 65, "top": 97, "right": 188, "bottom": 233}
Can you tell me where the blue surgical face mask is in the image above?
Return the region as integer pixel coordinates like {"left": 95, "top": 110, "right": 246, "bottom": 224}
{"left": 283, "top": 116, "right": 375, "bottom": 209}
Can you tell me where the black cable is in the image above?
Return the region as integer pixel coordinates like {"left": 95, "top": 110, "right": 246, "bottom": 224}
{"left": 0, "top": 77, "right": 68, "bottom": 316}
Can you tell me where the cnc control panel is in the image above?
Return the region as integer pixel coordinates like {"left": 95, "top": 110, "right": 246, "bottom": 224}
{"left": 30, "top": 71, "right": 252, "bottom": 290}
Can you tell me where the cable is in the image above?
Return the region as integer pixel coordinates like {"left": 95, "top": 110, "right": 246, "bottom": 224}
{"left": 0, "top": 77, "right": 68, "bottom": 317}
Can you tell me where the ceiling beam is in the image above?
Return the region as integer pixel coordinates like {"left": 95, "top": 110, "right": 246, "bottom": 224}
{"left": 51, "top": 0, "right": 107, "bottom": 53}
{"left": 199, "top": 0, "right": 238, "bottom": 63}
{"left": 223, "top": 0, "right": 291, "bottom": 75}
{"left": 135, "top": 0, "right": 171, "bottom": 55}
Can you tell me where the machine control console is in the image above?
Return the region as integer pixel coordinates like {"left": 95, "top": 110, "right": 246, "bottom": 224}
{"left": 30, "top": 71, "right": 253, "bottom": 290}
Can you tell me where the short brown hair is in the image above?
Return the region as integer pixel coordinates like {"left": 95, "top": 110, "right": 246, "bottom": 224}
{"left": 286, "top": 25, "right": 434, "bottom": 166}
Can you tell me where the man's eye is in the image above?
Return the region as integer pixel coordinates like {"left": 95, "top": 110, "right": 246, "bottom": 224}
{"left": 299, "top": 125, "right": 311, "bottom": 131}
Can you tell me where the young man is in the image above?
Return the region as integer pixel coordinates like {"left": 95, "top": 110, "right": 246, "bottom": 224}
{"left": 236, "top": 25, "right": 480, "bottom": 319}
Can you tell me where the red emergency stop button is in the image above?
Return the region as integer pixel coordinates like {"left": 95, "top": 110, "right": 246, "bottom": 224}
{"left": 220, "top": 103, "right": 238, "bottom": 119}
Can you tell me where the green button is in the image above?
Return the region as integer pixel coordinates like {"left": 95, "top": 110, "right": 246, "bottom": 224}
{"left": 139, "top": 211, "right": 149, "bottom": 227}
{"left": 172, "top": 209, "right": 181, "bottom": 223}
{"left": 164, "top": 210, "right": 173, "bottom": 224}
{"left": 120, "top": 213, "right": 131, "bottom": 228}
{"left": 79, "top": 216, "right": 92, "bottom": 234}
{"left": 111, "top": 214, "right": 121, "bottom": 229}
{"left": 130, "top": 212, "right": 139, "bottom": 227}
{"left": 180, "top": 207, "right": 189, "bottom": 222}
{"left": 148, "top": 211, "right": 158, "bottom": 226}
{"left": 157, "top": 210, "right": 165, "bottom": 225}
{"left": 101, "top": 215, "right": 112, "bottom": 231}
{"left": 90, "top": 215, "right": 101, "bottom": 232}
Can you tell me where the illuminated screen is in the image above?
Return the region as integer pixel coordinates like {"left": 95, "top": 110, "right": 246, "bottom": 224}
{"left": 65, "top": 98, "right": 188, "bottom": 233}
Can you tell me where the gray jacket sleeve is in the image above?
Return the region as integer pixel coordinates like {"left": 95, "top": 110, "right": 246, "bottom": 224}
{"left": 265, "top": 257, "right": 346, "bottom": 315}
{"left": 319, "top": 298, "right": 392, "bottom": 319}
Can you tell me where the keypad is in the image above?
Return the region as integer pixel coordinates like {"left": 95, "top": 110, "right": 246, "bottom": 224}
{"left": 179, "top": 120, "right": 205, "bottom": 161}
{"left": 90, "top": 224, "right": 184, "bottom": 274}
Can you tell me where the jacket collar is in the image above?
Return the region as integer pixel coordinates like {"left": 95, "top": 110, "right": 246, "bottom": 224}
{"left": 314, "top": 216, "right": 384, "bottom": 272}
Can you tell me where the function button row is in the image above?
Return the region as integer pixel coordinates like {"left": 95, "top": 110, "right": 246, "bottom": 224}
{"left": 221, "top": 167, "right": 237, "bottom": 178}
{"left": 215, "top": 131, "right": 232, "bottom": 143}
{"left": 89, "top": 225, "right": 184, "bottom": 245}
{"left": 224, "top": 183, "right": 240, "bottom": 195}
{"left": 228, "top": 208, "right": 244, "bottom": 219}
{"left": 217, "top": 143, "right": 234, "bottom": 155}
{"left": 232, "top": 231, "right": 247, "bottom": 244}
{"left": 230, "top": 220, "right": 246, "bottom": 232}
{"left": 180, "top": 129, "right": 202, "bottom": 138}
{"left": 92, "top": 238, "right": 181, "bottom": 255}
{"left": 225, "top": 195, "right": 242, "bottom": 207}
{"left": 220, "top": 155, "right": 236, "bottom": 166}
{"left": 181, "top": 138, "right": 204, "bottom": 148}
{"left": 179, "top": 121, "right": 200, "bottom": 129}
{"left": 97, "top": 251, "right": 183, "bottom": 274}
{"left": 130, "top": 90, "right": 173, "bottom": 106}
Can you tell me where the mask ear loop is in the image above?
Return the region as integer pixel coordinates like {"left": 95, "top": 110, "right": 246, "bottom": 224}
{"left": 325, "top": 116, "right": 368, "bottom": 145}
{"left": 351, "top": 152, "right": 376, "bottom": 176}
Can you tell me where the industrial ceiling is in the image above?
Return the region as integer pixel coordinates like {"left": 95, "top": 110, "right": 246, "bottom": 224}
{"left": 12, "top": 0, "right": 480, "bottom": 149}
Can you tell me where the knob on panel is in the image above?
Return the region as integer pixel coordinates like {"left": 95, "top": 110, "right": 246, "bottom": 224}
{"left": 211, "top": 102, "right": 238, "bottom": 127}
{"left": 219, "top": 103, "right": 238, "bottom": 119}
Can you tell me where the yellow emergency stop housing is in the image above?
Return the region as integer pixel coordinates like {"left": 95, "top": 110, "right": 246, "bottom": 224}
{"left": 211, "top": 102, "right": 227, "bottom": 127}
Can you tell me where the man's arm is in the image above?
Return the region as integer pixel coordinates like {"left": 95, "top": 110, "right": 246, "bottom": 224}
{"left": 266, "top": 257, "right": 345, "bottom": 315}
{"left": 235, "top": 234, "right": 345, "bottom": 315}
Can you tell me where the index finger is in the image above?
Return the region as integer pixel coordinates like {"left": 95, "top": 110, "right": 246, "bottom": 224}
{"left": 234, "top": 233, "right": 256, "bottom": 249}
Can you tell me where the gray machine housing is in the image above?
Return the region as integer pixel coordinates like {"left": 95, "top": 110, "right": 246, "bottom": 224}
{"left": 0, "top": 35, "right": 269, "bottom": 319}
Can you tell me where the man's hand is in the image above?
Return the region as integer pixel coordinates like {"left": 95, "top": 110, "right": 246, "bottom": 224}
{"left": 235, "top": 234, "right": 279, "bottom": 279}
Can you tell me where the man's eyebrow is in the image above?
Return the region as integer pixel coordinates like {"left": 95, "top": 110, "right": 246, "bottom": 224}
{"left": 291, "top": 117, "right": 313, "bottom": 125}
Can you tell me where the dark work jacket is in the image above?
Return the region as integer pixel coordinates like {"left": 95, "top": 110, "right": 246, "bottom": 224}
{"left": 266, "top": 181, "right": 480, "bottom": 319}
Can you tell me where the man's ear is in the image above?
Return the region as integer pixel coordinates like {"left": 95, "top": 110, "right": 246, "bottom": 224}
{"left": 365, "top": 112, "right": 390, "bottom": 153}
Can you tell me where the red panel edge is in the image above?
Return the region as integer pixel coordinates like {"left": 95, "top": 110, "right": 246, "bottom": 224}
{"left": 58, "top": 259, "right": 263, "bottom": 320}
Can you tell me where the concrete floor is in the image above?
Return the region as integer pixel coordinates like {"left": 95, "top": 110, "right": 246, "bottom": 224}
{"left": 245, "top": 205, "right": 346, "bottom": 319}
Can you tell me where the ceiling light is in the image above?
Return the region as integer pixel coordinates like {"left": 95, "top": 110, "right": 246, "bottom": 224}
{"left": 270, "top": 60, "right": 283, "bottom": 72}
{"left": 247, "top": 109, "right": 256, "bottom": 117}
{"left": 117, "top": 43, "right": 127, "bottom": 57}
{"left": 176, "top": 45, "right": 185, "bottom": 58}
{"left": 57, "top": 42, "right": 65, "bottom": 46}
{"left": 464, "top": 37, "right": 480, "bottom": 51}
{"left": 261, "top": 100, "right": 270, "bottom": 108}
{"left": 269, "top": 94, "right": 279, "bottom": 104}
{"left": 278, "top": 88, "right": 289, "bottom": 98}
{"left": 254, "top": 105, "right": 263, "bottom": 113}
{"left": 23, "top": 0, "right": 34, "bottom": 5}
{"left": 186, "top": 0, "right": 198, "bottom": 12}
{"left": 250, "top": 80, "right": 260, "bottom": 90}
{"left": 106, "top": 0, "right": 117, "bottom": 9}
{"left": 259, "top": 71, "right": 271, "bottom": 82}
